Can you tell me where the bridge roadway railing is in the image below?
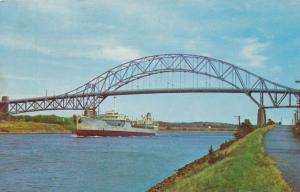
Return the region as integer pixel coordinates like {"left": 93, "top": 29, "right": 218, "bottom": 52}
{"left": 1, "top": 88, "right": 300, "bottom": 114}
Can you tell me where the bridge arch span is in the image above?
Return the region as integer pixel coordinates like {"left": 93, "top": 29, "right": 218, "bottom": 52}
{"left": 2, "top": 53, "right": 299, "bottom": 127}
{"left": 65, "top": 54, "right": 298, "bottom": 109}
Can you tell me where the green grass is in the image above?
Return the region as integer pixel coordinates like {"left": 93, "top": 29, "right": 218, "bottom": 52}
{"left": 15, "top": 114, "right": 75, "bottom": 130}
{"left": 0, "top": 121, "right": 71, "bottom": 134}
{"left": 165, "top": 126, "right": 292, "bottom": 192}
{"left": 293, "top": 124, "right": 300, "bottom": 139}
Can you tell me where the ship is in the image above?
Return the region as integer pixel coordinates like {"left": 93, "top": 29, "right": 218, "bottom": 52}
{"left": 74, "top": 111, "right": 159, "bottom": 137}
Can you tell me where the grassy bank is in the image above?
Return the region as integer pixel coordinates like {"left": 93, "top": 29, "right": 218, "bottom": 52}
{"left": 0, "top": 121, "right": 71, "bottom": 134}
{"left": 159, "top": 126, "right": 237, "bottom": 132}
{"left": 0, "top": 114, "right": 75, "bottom": 134}
{"left": 149, "top": 125, "right": 292, "bottom": 192}
{"left": 15, "top": 115, "right": 75, "bottom": 130}
{"left": 293, "top": 123, "right": 300, "bottom": 139}
{"left": 158, "top": 121, "right": 236, "bottom": 131}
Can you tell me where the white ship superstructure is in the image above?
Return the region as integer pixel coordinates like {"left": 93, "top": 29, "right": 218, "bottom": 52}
{"left": 75, "top": 111, "right": 159, "bottom": 137}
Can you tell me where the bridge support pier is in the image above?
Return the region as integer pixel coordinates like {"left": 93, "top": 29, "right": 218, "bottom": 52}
{"left": 0, "top": 96, "right": 10, "bottom": 121}
{"left": 84, "top": 109, "right": 96, "bottom": 118}
{"left": 257, "top": 107, "right": 266, "bottom": 128}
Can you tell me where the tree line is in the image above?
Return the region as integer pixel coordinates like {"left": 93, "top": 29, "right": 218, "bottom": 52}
{"left": 15, "top": 115, "right": 75, "bottom": 130}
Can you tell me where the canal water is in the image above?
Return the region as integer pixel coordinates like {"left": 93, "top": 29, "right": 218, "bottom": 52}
{"left": 265, "top": 125, "right": 300, "bottom": 191}
{"left": 0, "top": 132, "right": 233, "bottom": 192}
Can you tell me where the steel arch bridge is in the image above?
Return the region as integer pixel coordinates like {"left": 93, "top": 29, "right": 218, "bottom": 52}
{"left": 1, "top": 54, "right": 299, "bottom": 125}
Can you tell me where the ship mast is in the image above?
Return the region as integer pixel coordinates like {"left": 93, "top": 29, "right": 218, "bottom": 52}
{"left": 113, "top": 96, "right": 116, "bottom": 112}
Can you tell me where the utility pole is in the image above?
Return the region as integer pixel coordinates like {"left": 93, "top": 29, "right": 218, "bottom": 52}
{"left": 295, "top": 80, "right": 300, "bottom": 124}
{"left": 234, "top": 115, "right": 241, "bottom": 128}
{"left": 113, "top": 96, "right": 116, "bottom": 112}
{"left": 297, "top": 98, "right": 300, "bottom": 124}
{"left": 294, "top": 111, "right": 298, "bottom": 125}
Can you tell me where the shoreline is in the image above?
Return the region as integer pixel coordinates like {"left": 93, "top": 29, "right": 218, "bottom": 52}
{"left": 0, "top": 130, "right": 233, "bottom": 134}
{"left": 159, "top": 126, "right": 237, "bottom": 132}
{"left": 148, "top": 125, "right": 292, "bottom": 192}
{"left": 0, "top": 130, "right": 234, "bottom": 134}
{"left": 0, "top": 132, "right": 71, "bottom": 134}
{"left": 0, "top": 120, "right": 236, "bottom": 134}
{"left": 0, "top": 121, "right": 72, "bottom": 134}
{"left": 159, "top": 129, "right": 236, "bottom": 133}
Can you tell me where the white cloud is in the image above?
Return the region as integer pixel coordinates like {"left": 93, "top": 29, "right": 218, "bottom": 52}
{"left": 17, "top": 0, "right": 76, "bottom": 28}
{"left": 3, "top": 74, "right": 46, "bottom": 81}
{"left": 65, "top": 46, "right": 142, "bottom": 62}
{"left": 240, "top": 38, "right": 271, "bottom": 68}
{"left": 58, "top": 36, "right": 143, "bottom": 62}
{"left": 99, "top": 46, "right": 142, "bottom": 61}
{"left": 18, "top": 0, "right": 72, "bottom": 17}
{"left": 184, "top": 39, "right": 211, "bottom": 57}
{"left": 0, "top": 34, "right": 50, "bottom": 55}
{"left": 0, "top": 34, "right": 142, "bottom": 62}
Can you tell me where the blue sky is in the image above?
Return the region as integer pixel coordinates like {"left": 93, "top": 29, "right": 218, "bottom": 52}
{"left": 0, "top": 0, "right": 300, "bottom": 124}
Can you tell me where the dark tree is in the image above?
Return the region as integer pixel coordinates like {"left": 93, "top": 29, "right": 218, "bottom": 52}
{"left": 266, "top": 119, "right": 275, "bottom": 125}
{"left": 234, "top": 119, "right": 254, "bottom": 139}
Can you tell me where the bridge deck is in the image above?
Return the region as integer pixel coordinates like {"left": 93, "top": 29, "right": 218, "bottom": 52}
{"left": 4, "top": 88, "right": 299, "bottom": 104}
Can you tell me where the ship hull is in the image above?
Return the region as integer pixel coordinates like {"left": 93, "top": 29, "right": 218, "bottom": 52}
{"left": 76, "top": 130, "right": 155, "bottom": 137}
{"left": 76, "top": 116, "right": 158, "bottom": 137}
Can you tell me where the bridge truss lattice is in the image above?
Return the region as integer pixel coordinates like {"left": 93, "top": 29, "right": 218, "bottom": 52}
{"left": 3, "top": 54, "right": 300, "bottom": 114}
